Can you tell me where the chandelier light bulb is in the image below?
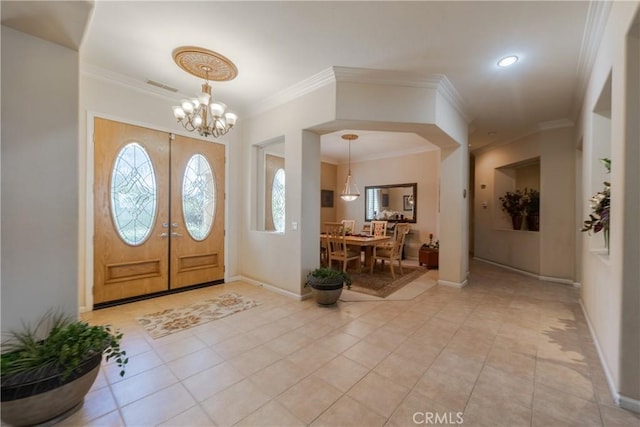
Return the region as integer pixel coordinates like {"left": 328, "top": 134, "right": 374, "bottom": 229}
{"left": 171, "top": 46, "right": 239, "bottom": 138}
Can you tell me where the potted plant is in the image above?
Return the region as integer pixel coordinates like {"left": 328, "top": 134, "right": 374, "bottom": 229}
{"left": 305, "top": 267, "right": 351, "bottom": 305}
{"left": 523, "top": 188, "right": 540, "bottom": 231}
{"left": 581, "top": 158, "right": 611, "bottom": 252}
{"left": 1, "top": 313, "right": 127, "bottom": 426}
{"left": 499, "top": 190, "right": 525, "bottom": 230}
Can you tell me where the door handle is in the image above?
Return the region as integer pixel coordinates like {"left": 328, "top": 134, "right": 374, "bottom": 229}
{"left": 160, "top": 232, "right": 169, "bottom": 238}
{"left": 172, "top": 223, "right": 179, "bottom": 228}
{"left": 171, "top": 232, "right": 183, "bottom": 237}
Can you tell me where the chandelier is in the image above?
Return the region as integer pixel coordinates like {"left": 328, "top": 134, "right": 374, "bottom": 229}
{"left": 171, "top": 46, "right": 238, "bottom": 138}
{"left": 340, "top": 134, "right": 360, "bottom": 201}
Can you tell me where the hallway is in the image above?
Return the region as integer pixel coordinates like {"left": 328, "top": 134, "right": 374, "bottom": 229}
{"left": 71, "top": 260, "right": 639, "bottom": 426}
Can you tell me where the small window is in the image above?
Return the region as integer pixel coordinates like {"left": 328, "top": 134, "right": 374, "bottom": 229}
{"left": 271, "top": 168, "right": 286, "bottom": 232}
{"left": 110, "top": 142, "right": 157, "bottom": 245}
{"left": 182, "top": 154, "right": 216, "bottom": 241}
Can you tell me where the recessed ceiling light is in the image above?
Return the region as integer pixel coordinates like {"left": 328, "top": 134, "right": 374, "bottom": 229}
{"left": 497, "top": 56, "right": 518, "bottom": 67}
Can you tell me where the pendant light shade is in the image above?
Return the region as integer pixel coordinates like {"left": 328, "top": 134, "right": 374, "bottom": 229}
{"left": 340, "top": 134, "right": 360, "bottom": 201}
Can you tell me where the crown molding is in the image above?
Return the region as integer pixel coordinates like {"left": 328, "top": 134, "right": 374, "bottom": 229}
{"left": 473, "top": 118, "right": 575, "bottom": 156}
{"left": 570, "top": 0, "right": 613, "bottom": 120}
{"left": 332, "top": 67, "right": 472, "bottom": 124}
{"left": 248, "top": 66, "right": 472, "bottom": 124}
{"left": 80, "top": 62, "right": 185, "bottom": 102}
{"left": 536, "top": 118, "right": 575, "bottom": 131}
{"left": 247, "top": 67, "right": 336, "bottom": 117}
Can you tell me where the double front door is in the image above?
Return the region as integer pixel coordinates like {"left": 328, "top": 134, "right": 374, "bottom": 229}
{"left": 93, "top": 118, "right": 225, "bottom": 304}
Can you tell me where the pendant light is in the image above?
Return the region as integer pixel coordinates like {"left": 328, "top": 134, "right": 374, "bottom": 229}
{"left": 340, "top": 134, "right": 360, "bottom": 201}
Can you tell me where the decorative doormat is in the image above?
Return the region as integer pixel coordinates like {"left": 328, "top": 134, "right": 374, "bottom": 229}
{"left": 136, "top": 293, "right": 261, "bottom": 339}
{"left": 347, "top": 266, "right": 426, "bottom": 298}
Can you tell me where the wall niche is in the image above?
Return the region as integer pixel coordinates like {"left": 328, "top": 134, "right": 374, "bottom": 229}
{"left": 494, "top": 158, "right": 540, "bottom": 231}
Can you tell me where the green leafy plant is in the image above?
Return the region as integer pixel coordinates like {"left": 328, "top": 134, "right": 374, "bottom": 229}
{"left": 582, "top": 158, "right": 610, "bottom": 235}
{"left": 306, "top": 267, "right": 352, "bottom": 288}
{"left": 523, "top": 188, "right": 540, "bottom": 216}
{"left": 499, "top": 190, "right": 525, "bottom": 217}
{"left": 1, "top": 312, "right": 127, "bottom": 385}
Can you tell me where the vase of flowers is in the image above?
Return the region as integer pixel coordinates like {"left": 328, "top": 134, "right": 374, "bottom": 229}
{"left": 581, "top": 158, "right": 610, "bottom": 252}
{"left": 523, "top": 188, "right": 540, "bottom": 231}
{"left": 499, "top": 190, "right": 525, "bottom": 230}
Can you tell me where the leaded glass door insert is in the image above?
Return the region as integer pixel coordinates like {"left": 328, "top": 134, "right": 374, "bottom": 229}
{"left": 110, "top": 142, "right": 158, "bottom": 245}
{"left": 182, "top": 154, "right": 216, "bottom": 241}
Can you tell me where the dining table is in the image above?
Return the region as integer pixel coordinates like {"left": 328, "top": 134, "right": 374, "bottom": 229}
{"left": 320, "top": 233, "right": 391, "bottom": 269}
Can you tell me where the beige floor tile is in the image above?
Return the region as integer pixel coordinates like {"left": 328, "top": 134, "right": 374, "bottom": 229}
{"left": 347, "top": 371, "right": 410, "bottom": 417}
{"left": 182, "top": 361, "right": 246, "bottom": 402}
{"left": 213, "top": 333, "right": 262, "bottom": 359}
{"left": 228, "top": 343, "right": 283, "bottom": 376}
{"left": 103, "top": 349, "right": 164, "bottom": 385}
{"left": 374, "top": 352, "right": 429, "bottom": 389}
{"left": 310, "top": 395, "right": 387, "bottom": 427}
{"left": 70, "top": 263, "right": 621, "bottom": 427}
{"left": 277, "top": 375, "right": 343, "bottom": 424}
{"left": 413, "top": 368, "right": 475, "bottom": 412}
{"left": 429, "top": 349, "right": 484, "bottom": 384}
{"left": 286, "top": 342, "right": 337, "bottom": 370}
{"left": 463, "top": 390, "right": 531, "bottom": 427}
{"left": 599, "top": 403, "right": 640, "bottom": 426}
{"left": 120, "top": 383, "right": 197, "bottom": 426}
{"left": 57, "top": 385, "right": 118, "bottom": 426}
{"left": 158, "top": 404, "right": 215, "bottom": 426}
{"left": 337, "top": 319, "right": 379, "bottom": 338}
{"left": 312, "top": 355, "right": 370, "bottom": 393}
{"left": 536, "top": 359, "right": 596, "bottom": 401}
{"left": 249, "top": 359, "right": 308, "bottom": 397}
{"left": 235, "top": 400, "right": 305, "bottom": 427}
{"left": 110, "top": 364, "right": 178, "bottom": 407}
{"left": 532, "top": 383, "right": 602, "bottom": 426}
{"left": 201, "top": 379, "right": 271, "bottom": 427}
{"left": 386, "top": 389, "right": 461, "bottom": 427}
{"left": 264, "top": 330, "right": 315, "bottom": 356}
{"left": 343, "top": 340, "right": 391, "bottom": 369}
{"left": 364, "top": 328, "right": 408, "bottom": 352}
{"left": 317, "top": 331, "right": 361, "bottom": 353}
{"left": 64, "top": 409, "right": 124, "bottom": 427}
{"left": 167, "top": 347, "right": 224, "bottom": 380}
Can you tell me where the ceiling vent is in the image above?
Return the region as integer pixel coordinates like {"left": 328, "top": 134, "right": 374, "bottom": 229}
{"left": 146, "top": 79, "right": 178, "bottom": 92}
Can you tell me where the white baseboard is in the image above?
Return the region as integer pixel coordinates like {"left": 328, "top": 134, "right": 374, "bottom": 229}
{"left": 579, "top": 299, "right": 621, "bottom": 407}
{"left": 235, "top": 275, "right": 305, "bottom": 301}
{"left": 619, "top": 395, "right": 640, "bottom": 413}
{"left": 438, "top": 279, "right": 468, "bottom": 288}
{"left": 473, "top": 257, "right": 574, "bottom": 286}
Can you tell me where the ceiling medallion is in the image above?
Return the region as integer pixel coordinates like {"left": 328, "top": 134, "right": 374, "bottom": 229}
{"left": 171, "top": 46, "right": 238, "bottom": 138}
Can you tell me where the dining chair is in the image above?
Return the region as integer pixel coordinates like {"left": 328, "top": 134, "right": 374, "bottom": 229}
{"left": 370, "top": 223, "right": 411, "bottom": 279}
{"left": 369, "top": 220, "right": 388, "bottom": 237}
{"left": 340, "top": 219, "right": 356, "bottom": 235}
{"left": 325, "top": 222, "right": 361, "bottom": 272}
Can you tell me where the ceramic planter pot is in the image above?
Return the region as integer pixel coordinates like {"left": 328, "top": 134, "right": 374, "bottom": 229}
{"left": 307, "top": 276, "right": 344, "bottom": 305}
{"left": 1, "top": 353, "right": 102, "bottom": 426}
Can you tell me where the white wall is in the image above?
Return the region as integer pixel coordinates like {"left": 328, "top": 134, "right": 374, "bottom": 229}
{"left": 336, "top": 149, "right": 440, "bottom": 258}
{"left": 578, "top": 1, "right": 640, "bottom": 407}
{"left": 474, "top": 127, "right": 575, "bottom": 280}
{"left": 1, "top": 27, "right": 80, "bottom": 332}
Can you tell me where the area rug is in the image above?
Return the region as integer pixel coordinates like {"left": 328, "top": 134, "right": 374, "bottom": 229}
{"left": 136, "top": 293, "right": 261, "bottom": 339}
{"left": 346, "top": 266, "right": 427, "bottom": 298}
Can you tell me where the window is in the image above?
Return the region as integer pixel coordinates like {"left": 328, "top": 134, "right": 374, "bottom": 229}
{"left": 253, "top": 138, "right": 285, "bottom": 232}
{"left": 182, "top": 154, "right": 216, "bottom": 240}
{"left": 110, "top": 142, "right": 157, "bottom": 245}
{"left": 271, "top": 168, "right": 285, "bottom": 232}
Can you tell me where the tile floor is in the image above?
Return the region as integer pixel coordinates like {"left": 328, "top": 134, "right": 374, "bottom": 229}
{"left": 64, "top": 260, "right": 640, "bottom": 426}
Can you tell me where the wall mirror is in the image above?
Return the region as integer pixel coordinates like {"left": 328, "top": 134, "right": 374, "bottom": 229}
{"left": 364, "top": 183, "right": 417, "bottom": 223}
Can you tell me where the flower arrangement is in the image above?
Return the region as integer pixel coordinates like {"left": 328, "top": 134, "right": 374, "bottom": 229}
{"left": 499, "top": 190, "right": 525, "bottom": 217}
{"left": 581, "top": 158, "right": 610, "bottom": 237}
{"left": 523, "top": 188, "right": 540, "bottom": 216}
